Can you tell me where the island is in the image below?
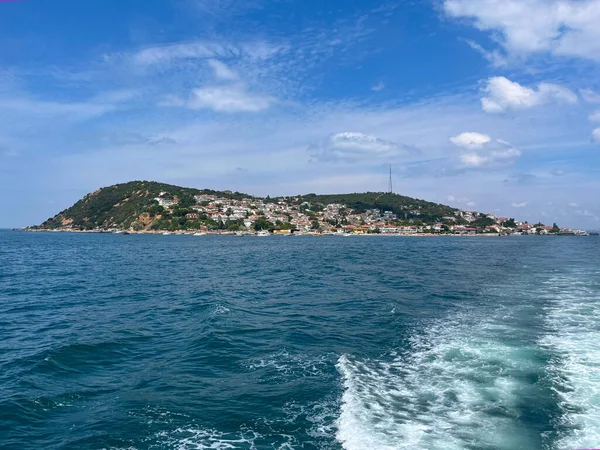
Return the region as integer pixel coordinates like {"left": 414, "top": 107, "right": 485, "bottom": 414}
{"left": 27, "top": 181, "right": 588, "bottom": 236}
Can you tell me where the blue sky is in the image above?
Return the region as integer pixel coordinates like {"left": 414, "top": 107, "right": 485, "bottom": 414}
{"left": 1, "top": 0, "right": 599, "bottom": 228}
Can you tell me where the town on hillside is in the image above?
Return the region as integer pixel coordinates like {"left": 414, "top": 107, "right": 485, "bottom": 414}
{"left": 124, "top": 191, "right": 586, "bottom": 236}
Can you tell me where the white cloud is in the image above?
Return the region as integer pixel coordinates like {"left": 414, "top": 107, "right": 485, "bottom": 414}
{"left": 463, "top": 39, "right": 507, "bottom": 67}
{"left": 481, "top": 77, "right": 577, "bottom": 114}
{"left": 581, "top": 89, "right": 600, "bottom": 104}
{"left": 133, "top": 42, "right": 226, "bottom": 66}
{"left": 449, "top": 132, "right": 491, "bottom": 149}
{"left": 309, "top": 132, "right": 416, "bottom": 163}
{"left": 589, "top": 110, "right": 600, "bottom": 123}
{"left": 511, "top": 202, "right": 528, "bottom": 208}
{"left": 371, "top": 81, "right": 385, "bottom": 92}
{"left": 207, "top": 59, "right": 238, "bottom": 81}
{"left": 450, "top": 132, "right": 521, "bottom": 168}
{"left": 593, "top": 128, "right": 600, "bottom": 143}
{"left": 189, "top": 85, "right": 274, "bottom": 112}
{"left": 569, "top": 202, "right": 579, "bottom": 207}
{"left": 444, "top": 0, "right": 600, "bottom": 61}
{"left": 132, "top": 41, "right": 283, "bottom": 67}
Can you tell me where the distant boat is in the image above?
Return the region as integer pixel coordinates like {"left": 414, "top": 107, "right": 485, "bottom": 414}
{"left": 256, "top": 231, "right": 269, "bottom": 237}
{"left": 193, "top": 232, "right": 207, "bottom": 236}
{"left": 162, "top": 232, "right": 172, "bottom": 235}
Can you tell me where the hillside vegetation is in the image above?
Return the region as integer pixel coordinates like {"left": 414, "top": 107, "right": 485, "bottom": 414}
{"left": 39, "top": 181, "right": 249, "bottom": 230}
{"left": 301, "top": 192, "right": 457, "bottom": 223}
{"left": 36, "top": 181, "right": 459, "bottom": 231}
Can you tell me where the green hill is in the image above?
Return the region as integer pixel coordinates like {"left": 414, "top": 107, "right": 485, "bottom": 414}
{"left": 36, "top": 181, "right": 460, "bottom": 231}
{"left": 38, "top": 181, "right": 249, "bottom": 230}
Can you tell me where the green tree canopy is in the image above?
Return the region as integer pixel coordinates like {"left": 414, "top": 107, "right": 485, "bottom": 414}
{"left": 253, "top": 217, "right": 273, "bottom": 231}
{"left": 502, "top": 218, "right": 517, "bottom": 228}
{"left": 472, "top": 216, "right": 496, "bottom": 228}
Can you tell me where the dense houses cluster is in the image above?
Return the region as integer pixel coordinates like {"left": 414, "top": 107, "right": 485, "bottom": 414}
{"left": 152, "top": 192, "right": 588, "bottom": 236}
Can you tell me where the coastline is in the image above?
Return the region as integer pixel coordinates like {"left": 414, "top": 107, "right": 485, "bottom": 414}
{"left": 16, "top": 228, "right": 577, "bottom": 237}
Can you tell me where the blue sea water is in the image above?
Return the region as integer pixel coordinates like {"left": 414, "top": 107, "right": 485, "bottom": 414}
{"left": 1, "top": 230, "right": 599, "bottom": 450}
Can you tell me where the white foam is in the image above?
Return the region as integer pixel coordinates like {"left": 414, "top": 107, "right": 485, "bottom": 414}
{"left": 245, "top": 349, "right": 330, "bottom": 379}
{"left": 153, "top": 427, "right": 260, "bottom": 449}
{"left": 540, "top": 273, "right": 600, "bottom": 449}
{"left": 336, "top": 308, "right": 543, "bottom": 450}
{"left": 210, "top": 304, "right": 230, "bottom": 316}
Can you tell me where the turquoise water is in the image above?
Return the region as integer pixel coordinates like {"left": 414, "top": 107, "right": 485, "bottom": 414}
{"left": 1, "top": 231, "right": 599, "bottom": 449}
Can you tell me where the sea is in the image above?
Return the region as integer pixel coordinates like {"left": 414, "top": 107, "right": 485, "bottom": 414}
{"left": 1, "top": 230, "right": 599, "bottom": 450}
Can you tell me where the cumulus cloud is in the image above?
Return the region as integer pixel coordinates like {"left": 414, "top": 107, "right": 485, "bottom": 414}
{"left": 449, "top": 132, "right": 491, "bottom": 149}
{"left": 511, "top": 202, "right": 528, "bottom": 208}
{"left": 593, "top": 128, "right": 600, "bottom": 143}
{"left": 481, "top": 77, "right": 577, "bottom": 114}
{"left": 450, "top": 132, "right": 521, "bottom": 168}
{"left": 569, "top": 202, "right": 579, "bottom": 207}
{"left": 444, "top": 0, "right": 600, "bottom": 61}
{"left": 309, "top": 132, "right": 416, "bottom": 163}
{"left": 188, "top": 85, "right": 274, "bottom": 112}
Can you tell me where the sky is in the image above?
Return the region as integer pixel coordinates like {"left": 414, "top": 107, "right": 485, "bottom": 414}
{"left": 1, "top": 0, "right": 599, "bottom": 229}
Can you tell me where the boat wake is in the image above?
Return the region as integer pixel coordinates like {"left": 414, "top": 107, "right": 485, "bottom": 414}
{"left": 540, "top": 271, "right": 600, "bottom": 450}
{"left": 336, "top": 305, "right": 547, "bottom": 450}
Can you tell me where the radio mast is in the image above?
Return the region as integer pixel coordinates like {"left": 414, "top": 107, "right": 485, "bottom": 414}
{"left": 388, "top": 165, "right": 393, "bottom": 194}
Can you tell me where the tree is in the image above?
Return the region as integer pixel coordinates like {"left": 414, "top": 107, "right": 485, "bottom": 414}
{"left": 178, "top": 194, "right": 196, "bottom": 209}
{"left": 279, "top": 222, "right": 295, "bottom": 230}
{"left": 473, "top": 216, "right": 496, "bottom": 228}
{"left": 311, "top": 220, "right": 320, "bottom": 230}
{"left": 254, "top": 217, "right": 273, "bottom": 231}
{"left": 552, "top": 223, "right": 560, "bottom": 233}
{"left": 131, "top": 221, "right": 144, "bottom": 231}
{"left": 502, "top": 218, "right": 517, "bottom": 228}
{"left": 172, "top": 208, "right": 191, "bottom": 217}
{"left": 146, "top": 204, "right": 165, "bottom": 217}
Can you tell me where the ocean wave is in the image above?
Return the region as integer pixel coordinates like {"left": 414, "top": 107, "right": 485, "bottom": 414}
{"left": 335, "top": 310, "right": 546, "bottom": 450}
{"left": 244, "top": 349, "right": 332, "bottom": 381}
{"left": 151, "top": 427, "right": 262, "bottom": 449}
{"left": 540, "top": 273, "right": 600, "bottom": 449}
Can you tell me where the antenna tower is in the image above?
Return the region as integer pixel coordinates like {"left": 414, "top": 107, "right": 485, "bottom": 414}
{"left": 388, "top": 165, "right": 393, "bottom": 194}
